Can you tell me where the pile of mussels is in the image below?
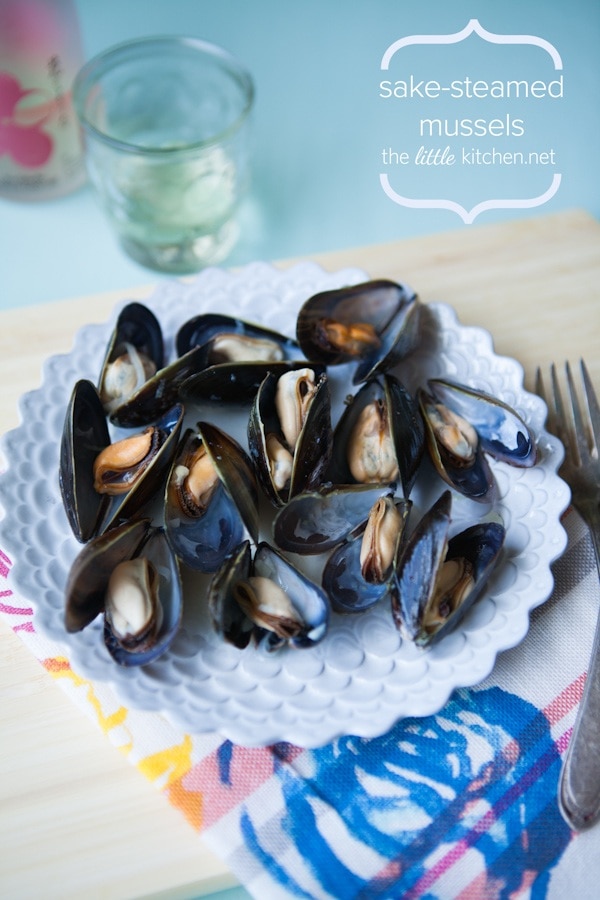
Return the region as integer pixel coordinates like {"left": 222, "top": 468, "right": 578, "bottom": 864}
{"left": 58, "top": 279, "right": 537, "bottom": 667}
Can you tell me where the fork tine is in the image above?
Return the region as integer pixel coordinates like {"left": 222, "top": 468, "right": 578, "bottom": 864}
{"left": 549, "top": 362, "right": 576, "bottom": 459}
{"left": 565, "top": 361, "right": 586, "bottom": 465}
{"left": 536, "top": 361, "right": 600, "bottom": 464}
{"left": 535, "top": 366, "right": 557, "bottom": 434}
{"left": 581, "top": 359, "right": 600, "bottom": 452}
{"left": 535, "top": 366, "right": 547, "bottom": 408}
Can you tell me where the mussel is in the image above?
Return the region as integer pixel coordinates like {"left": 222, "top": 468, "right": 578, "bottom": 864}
{"left": 391, "top": 490, "right": 505, "bottom": 647}
{"left": 105, "top": 403, "right": 185, "bottom": 530}
{"left": 59, "top": 379, "right": 184, "bottom": 541}
{"left": 65, "top": 518, "right": 183, "bottom": 666}
{"left": 176, "top": 314, "right": 308, "bottom": 404}
{"left": 209, "top": 540, "right": 329, "bottom": 651}
{"left": 97, "top": 302, "right": 164, "bottom": 421}
{"left": 330, "top": 374, "right": 424, "bottom": 497}
{"left": 247, "top": 365, "right": 332, "bottom": 505}
{"left": 176, "top": 313, "right": 298, "bottom": 361}
{"left": 296, "top": 279, "right": 422, "bottom": 383}
{"left": 165, "top": 421, "right": 259, "bottom": 572}
{"left": 97, "top": 301, "right": 210, "bottom": 428}
{"left": 273, "top": 482, "right": 399, "bottom": 555}
{"left": 323, "top": 494, "right": 412, "bottom": 614}
{"left": 418, "top": 386, "right": 496, "bottom": 503}
{"left": 59, "top": 379, "right": 112, "bottom": 543}
{"left": 426, "top": 378, "right": 537, "bottom": 467}
{"left": 418, "top": 378, "right": 537, "bottom": 503}
{"left": 180, "top": 359, "right": 322, "bottom": 406}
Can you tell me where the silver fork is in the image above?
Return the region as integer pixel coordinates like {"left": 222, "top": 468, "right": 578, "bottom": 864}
{"left": 535, "top": 360, "right": 600, "bottom": 831}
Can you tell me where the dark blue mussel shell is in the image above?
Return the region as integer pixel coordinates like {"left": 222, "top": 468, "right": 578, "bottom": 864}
{"left": 164, "top": 421, "right": 259, "bottom": 573}
{"left": 64, "top": 518, "right": 183, "bottom": 668}
{"left": 330, "top": 374, "right": 424, "bottom": 499}
{"left": 295, "top": 278, "right": 422, "bottom": 383}
{"left": 391, "top": 490, "right": 505, "bottom": 647}
{"left": 427, "top": 378, "right": 537, "bottom": 467}
{"left": 208, "top": 540, "right": 329, "bottom": 652}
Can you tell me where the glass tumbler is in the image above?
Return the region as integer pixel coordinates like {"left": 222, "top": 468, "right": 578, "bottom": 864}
{"left": 73, "top": 36, "right": 254, "bottom": 273}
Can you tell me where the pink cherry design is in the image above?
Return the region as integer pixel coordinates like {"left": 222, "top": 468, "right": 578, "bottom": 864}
{"left": 0, "top": 71, "right": 53, "bottom": 167}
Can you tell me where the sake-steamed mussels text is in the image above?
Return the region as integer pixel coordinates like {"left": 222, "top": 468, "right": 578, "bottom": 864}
{"left": 58, "top": 280, "right": 537, "bottom": 666}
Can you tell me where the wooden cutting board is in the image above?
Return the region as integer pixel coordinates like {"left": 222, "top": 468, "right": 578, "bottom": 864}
{"left": 1, "top": 208, "right": 599, "bottom": 899}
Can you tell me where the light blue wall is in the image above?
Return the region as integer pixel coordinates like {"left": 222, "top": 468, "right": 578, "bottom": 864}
{"left": 1, "top": 0, "right": 598, "bottom": 309}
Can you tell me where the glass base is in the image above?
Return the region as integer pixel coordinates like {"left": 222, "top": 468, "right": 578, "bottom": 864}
{"left": 118, "top": 219, "right": 240, "bottom": 274}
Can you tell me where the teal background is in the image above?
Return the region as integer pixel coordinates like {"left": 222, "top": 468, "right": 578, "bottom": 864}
{"left": 1, "top": 0, "right": 598, "bottom": 311}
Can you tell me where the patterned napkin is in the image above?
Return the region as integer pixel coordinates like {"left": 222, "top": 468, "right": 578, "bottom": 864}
{"left": 2, "top": 502, "right": 599, "bottom": 900}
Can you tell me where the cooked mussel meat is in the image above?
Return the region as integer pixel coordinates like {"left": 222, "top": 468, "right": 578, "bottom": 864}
{"left": 165, "top": 421, "right": 259, "bottom": 572}
{"left": 105, "top": 555, "right": 160, "bottom": 653}
{"left": 93, "top": 426, "right": 167, "bottom": 495}
{"left": 176, "top": 314, "right": 302, "bottom": 405}
{"left": 360, "top": 495, "right": 409, "bottom": 584}
{"left": 391, "top": 490, "right": 505, "bottom": 647}
{"left": 296, "top": 279, "right": 421, "bottom": 383}
{"left": 330, "top": 374, "right": 424, "bottom": 497}
{"left": 209, "top": 540, "right": 329, "bottom": 651}
{"left": 106, "top": 403, "right": 184, "bottom": 530}
{"left": 248, "top": 365, "right": 332, "bottom": 505}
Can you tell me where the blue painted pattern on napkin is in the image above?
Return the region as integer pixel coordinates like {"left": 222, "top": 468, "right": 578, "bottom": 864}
{"left": 236, "top": 686, "right": 571, "bottom": 898}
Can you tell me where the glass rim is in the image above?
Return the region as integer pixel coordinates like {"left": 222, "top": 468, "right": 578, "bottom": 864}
{"left": 72, "top": 35, "right": 255, "bottom": 155}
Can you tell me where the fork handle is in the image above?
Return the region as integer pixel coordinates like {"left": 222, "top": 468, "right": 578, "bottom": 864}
{"left": 559, "top": 510, "right": 600, "bottom": 831}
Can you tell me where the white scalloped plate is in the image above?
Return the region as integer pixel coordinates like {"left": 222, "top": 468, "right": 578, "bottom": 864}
{"left": 0, "top": 262, "right": 570, "bottom": 748}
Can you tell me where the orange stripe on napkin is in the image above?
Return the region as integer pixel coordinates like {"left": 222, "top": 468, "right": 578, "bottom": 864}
{"left": 43, "top": 655, "right": 130, "bottom": 741}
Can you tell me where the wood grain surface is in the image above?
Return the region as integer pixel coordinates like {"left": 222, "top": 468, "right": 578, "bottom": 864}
{"left": 1, "top": 209, "right": 599, "bottom": 899}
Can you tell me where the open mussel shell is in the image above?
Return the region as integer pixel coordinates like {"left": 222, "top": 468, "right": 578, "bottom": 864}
{"left": 427, "top": 378, "right": 537, "bottom": 467}
{"left": 323, "top": 495, "right": 412, "bottom": 614}
{"left": 391, "top": 490, "right": 505, "bottom": 647}
{"left": 180, "top": 359, "right": 320, "bottom": 405}
{"left": 208, "top": 540, "right": 255, "bottom": 649}
{"left": 59, "top": 379, "right": 112, "bottom": 543}
{"left": 105, "top": 403, "right": 185, "bottom": 531}
{"left": 96, "top": 299, "right": 214, "bottom": 429}
{"left": 97, "top": 302, "right": 164, "bottom": 422}
{"left": 176, "top": 313, "right": 298, "bottom": 360}
{"left": 209, "top": 539, "right": 330, "bottom": 652}
{"left": 273, "top": 482, "right": 398, "bottom": 555}
{"left": 295, "top": 278, "right": 421, "bottom": 382}
{"left": 103, "top": 526, "right": 183, "bottom": 667}
{"left": 247, "top": 365, "right": 332, "bottom": 506}
{"left": 330, "top": 374, "right": 424, "bottom": 498}
{"left": 64, "top": 517, "right": 182, "bottom": 666}
{"left": 418, "top": 387, "right": 496, "bottom": 503}
{"left": 107, "top": 343, "right": 211, "bottom": 429}
{"left": 65, "top": 518, "right": 151, "bottom": 634}
{"left": 165, "top": 421, "right": 259, "bottom": 573}
{"left": 352, "top": 291, "right": 422, "bottom": 385}
{"left": 59, "top": 381, "right": 184, "bottom": 541}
